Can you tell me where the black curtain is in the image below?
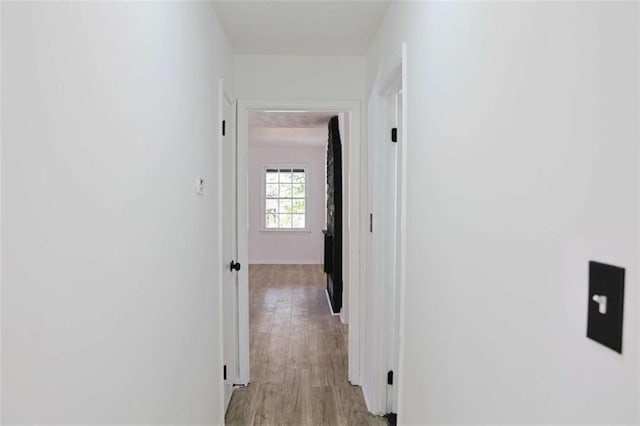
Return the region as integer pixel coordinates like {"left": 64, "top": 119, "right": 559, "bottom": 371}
{"left": 324, "top": 116, "right": 342, "bottom": 313}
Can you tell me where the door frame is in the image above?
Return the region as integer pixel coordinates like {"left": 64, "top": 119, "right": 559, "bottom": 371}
{"left": 396, "top": 43, "right": 408, "bottom": 418}
{"left": 217, "top": 78, "right": 239, "bottom": 415}
{"left": 221, "top": 84, "right": 239, "bottom": 410}
{"left": 364, "top": 43, "right": 407, "bottom": 415}
{"left": 383, "top": 71, "right": 403, "bottom": 415}
{"left": 236, "top": 99, "right": 363, "bottom": 386}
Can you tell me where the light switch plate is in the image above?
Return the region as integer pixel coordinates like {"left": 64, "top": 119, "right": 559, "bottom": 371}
{"left": 587, "top": 261, "right": 625, "bottom": 353}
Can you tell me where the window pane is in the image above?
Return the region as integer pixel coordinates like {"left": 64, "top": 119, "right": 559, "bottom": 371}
{"left": 266, "top": 171, "right": 278, "bottom": 183}
{"left": 292, "top": 183, "right": 305, "bottom": 198}
{"left": 279, "top": 184, "right": 292, "bottom": 198}
{"left": 266, "top": 214, "right": 278, "bottom": 228}
{"left": 266, "top": 184, "right": 278, "bottom": 198}
{"left": 266, "top": 199, "right": 277, "bottom": 214}
{"left": 279, "top": 169, "right": 292, "bottom": 183}
{"left": 279, "top": 214, "right": 292, "bottom": 228}
{"left": 292, "top": 214, "right": 305, "bottom": 229}
{"left": 278, "top": 199, "right": 292, "bottom": 213}
{"left": 292, "top": 172, "right": 305, "bottom": 184}
{"left": 291, "top": 199, "right": 305, "bottom": 214}
{"left": 264, "top": 167, "right": 306, "bottom": 229}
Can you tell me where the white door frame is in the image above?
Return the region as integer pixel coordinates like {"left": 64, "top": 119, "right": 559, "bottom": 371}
{"left": 236, "top": 99, "right": 363, "bottom": 386}
{"left": 396, "top": 43, "right": 408, "bottom": 419}
{"left": 364, "top": 43, "right": 407, "bottom": 415}
{"left": 216, "top": 78, "right": 237, "bottom": 417}
{"left": 383, "top": 75, "right": 403, "bottom": 415}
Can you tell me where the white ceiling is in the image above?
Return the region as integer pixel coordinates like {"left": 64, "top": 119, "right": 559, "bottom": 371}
{"left": 249, "top": 111, "right": 336, "bottom": 147}
{"left": 212, "top": 0, "right": 390, "bottom": 56}
{"left": 249, "top": 111, "right": 334, "bottom": 128}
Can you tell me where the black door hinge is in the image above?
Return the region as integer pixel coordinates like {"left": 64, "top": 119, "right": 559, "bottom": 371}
{"left": 387, "top": 370, "right": 394, "bottom": 385}
{"left": 391, "top": 127, "right": 398, "bottom": 143}
{"left": 369, "top": 213, "right": 373, "bottom": 233}
{"left": 222, "top": 120, "right": 226, "bottom": 136}
{"left": 223, "top": 365, "right": 227, "bottom": 381}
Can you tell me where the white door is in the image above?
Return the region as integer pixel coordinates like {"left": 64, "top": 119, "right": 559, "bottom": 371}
{"left": 221, "top": 93, "right": 238, "bottom": 410}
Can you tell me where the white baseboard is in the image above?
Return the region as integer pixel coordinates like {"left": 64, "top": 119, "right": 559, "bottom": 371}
{"left": 324, "top": 289, "right": 341, "bottom": 316}
{"left": 340, "top": 309, "right": 348, "bottom": 325}
{"left": 362, "top": 385, "right": 378, "bottom": 415}
{"left": 249, "top": 259, "right": 321, "bottom": 265}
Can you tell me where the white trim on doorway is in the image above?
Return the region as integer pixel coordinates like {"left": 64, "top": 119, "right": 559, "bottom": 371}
{"left": 216, "top": 77, "right": 235, "bottom": 422}
{"left": 363, "top": 43, "right": 407, "bottom": 416}
{"left": 396, "top": 42, "right": 409, "bottom": 420}
{"left": 236, "top": 99, "right": 363, "bottom": 386}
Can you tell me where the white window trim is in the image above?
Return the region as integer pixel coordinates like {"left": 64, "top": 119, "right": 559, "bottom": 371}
{"left": 260, "top": 163, "right": 312, "bottom": 233}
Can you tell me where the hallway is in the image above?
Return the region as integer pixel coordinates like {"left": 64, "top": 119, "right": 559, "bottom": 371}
{"left": 225, "top": 265, "right": 385, "bottom": 426}
{"left": 3, "top": 2, "right": 640, "bottom": 424}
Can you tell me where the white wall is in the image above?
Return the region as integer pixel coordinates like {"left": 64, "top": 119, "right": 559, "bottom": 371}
{"left": 1, "top": 2, "right": 232, "bottom": 423}
{"left": 249, "top": 145, "right": 325, "bottom": 264}
{"left": 368, "top": 2, "right": 640, "bottom": 424}
{"left": 234, "top": 54, "right": 365, "bottom": 101}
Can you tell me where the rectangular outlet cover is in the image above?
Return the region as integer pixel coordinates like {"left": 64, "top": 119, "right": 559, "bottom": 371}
{"left": 586, "top": 261, "right": 625, "bottom": 353}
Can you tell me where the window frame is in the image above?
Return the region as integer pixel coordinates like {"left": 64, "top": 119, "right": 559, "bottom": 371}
{"left": 260, "top": 164, "right": 311, "bottom": 233}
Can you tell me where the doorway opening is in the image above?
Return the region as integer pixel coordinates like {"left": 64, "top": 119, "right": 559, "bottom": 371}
{"left": 224, "top": 100, "right": 370, "bottom": 423}
{"left": 236, "top": 100, "right": 363, "bottom": 387}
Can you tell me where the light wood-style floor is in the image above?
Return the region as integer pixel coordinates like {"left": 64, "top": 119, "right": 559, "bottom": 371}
{"left": 225, "top": 264, "right": 386, "bottom": 426}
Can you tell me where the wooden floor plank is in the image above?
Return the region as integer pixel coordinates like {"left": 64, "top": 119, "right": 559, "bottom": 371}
{"left": 225, "top": 264, "right": 386, "bottom": 426}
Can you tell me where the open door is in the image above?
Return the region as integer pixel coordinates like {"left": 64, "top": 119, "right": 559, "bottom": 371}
{"left": 221, "top": 91, "right": 239, "bottom": 410}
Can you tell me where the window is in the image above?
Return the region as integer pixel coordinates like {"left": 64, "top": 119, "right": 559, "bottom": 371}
{"left": 264, "top": 167, "right": 307, "bottom": 230}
